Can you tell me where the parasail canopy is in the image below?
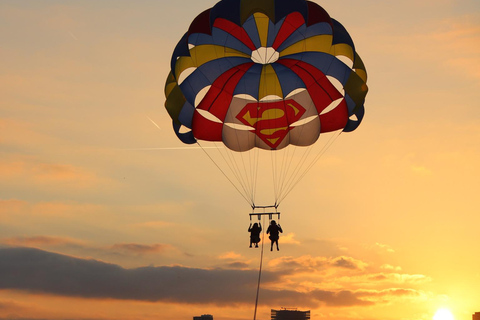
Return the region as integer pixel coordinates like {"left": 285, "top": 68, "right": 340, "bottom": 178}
{"left": 164, "top": 0, "right": 368, "bottom": 207}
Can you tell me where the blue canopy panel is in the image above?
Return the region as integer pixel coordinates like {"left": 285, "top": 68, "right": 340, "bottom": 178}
{"left": 178, "top": 69, "right": 210, "bottom": 107}
{"left": 266, "top": 18, "right": 280, "bottom": 47}
{"left": 179, "top": 57, "right": 252, "bottom": 105}
{"left": 344, "top": 93, "right": 356, "bottom": 116}
{"left": 331, "top": 19, "right": 355, "bottom": 54}
{"left": 170, "top": 33, "right": 190, "bottom": 78}
{"left": 178, "top": 100, "right": 195, "bottom": 128}
{"left": 266, "top": 15, "right": 286, "bottom": 47}
{"left": 242, "top": 15, "right": 262, "bottom": 49}
{"left": 343, "top": 102, "right": 364, "bottom": 132}
{"left": 280, "top": 52, "right": 351, "bottom": 86}
{"left": 271, "top": 63, "right": 306, "bottom": 97}
{"left": 233, "top": 64, "right": 263, "bottom": 99}
{"left": 305, "top": 21, "right": 332, "bottom": 38}
{"left": 173, "top": 120, "right": 196, "bottom": 144}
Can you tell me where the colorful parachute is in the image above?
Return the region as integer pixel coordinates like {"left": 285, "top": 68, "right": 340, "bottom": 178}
{"left": 164, "top": 0, "right": 368, "bottom": 207}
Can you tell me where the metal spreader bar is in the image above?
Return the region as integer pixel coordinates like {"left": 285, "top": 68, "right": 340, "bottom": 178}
{"left": 249, "top": 205, "right": 280, "bottom": 221}
{"left": 249, "top": 212, "right": 281, "bottom": 221}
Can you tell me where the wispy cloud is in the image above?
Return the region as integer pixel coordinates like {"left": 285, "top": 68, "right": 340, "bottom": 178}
{"left": 430, "top": 16, "right": 480, "bottom": 81}
{"left": 268, "top": 255, "right": 369, "bottom": 273}
{"left": 110, "top": 243, "right": 172, "bottom": 254}
{"left": 380, "top": 264, "right": 402, "bottom": 271}
{"left": 218, "top": 251, "right": 244, "bottom": 260}
{"left": 373, "top": 242, "right": 395, "bottom": 253}
{"left": 335, "top": 272, "right": 432, "bottom": 287}
{"left": 0, "top": 155, "right": 116, "bottom": 195}
{"left": 280, "top": 232, "right": 301, "bottom": 245}
{"left": 0, "top": 199, "right": 108, "bottom": 221}
{"left": 1, "top": 235, "right": 85, "bottom": 247}
{"left": 355, "top": 288, "right": 427, "bottom": 305}
{"left": 375, "top": 13, "right": 480, "bottom": 82}
{"left": 132, "top": 220, "right": 174, "bottom": 229}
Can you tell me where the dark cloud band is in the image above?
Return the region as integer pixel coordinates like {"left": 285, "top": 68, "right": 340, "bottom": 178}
{"left": 0, "top": 247, "right": 370, "bottom": 307}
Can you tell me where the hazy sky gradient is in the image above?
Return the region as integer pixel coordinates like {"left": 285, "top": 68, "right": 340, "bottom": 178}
{"left": 1, "top": 0, "right": 479, "bottom": 319}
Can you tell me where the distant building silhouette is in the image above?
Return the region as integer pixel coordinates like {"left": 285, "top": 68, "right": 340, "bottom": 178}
{"left": 271, "top": 308, "right": 310, "bottom": 320}
{"left": 194, "top": 315, "right": 213, "bottom": 320}
{"left": 473, "top": 312, "right": 480, "bottom": 320}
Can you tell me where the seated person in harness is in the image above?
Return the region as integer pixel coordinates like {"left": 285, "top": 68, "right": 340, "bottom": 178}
{"left": 266, "top": 220, "right": 283, "bottom": 251}
{"left": 248, "top": 222, "right": 262, "bottom": 248}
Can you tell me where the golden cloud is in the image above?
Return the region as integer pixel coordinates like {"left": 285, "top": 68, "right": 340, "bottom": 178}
{"left": 218, "top": 251, "right": 244, "bottom": 260}
{"left": 280, "top": 232, "right": 301, "bottom": 245}
{"left": 268, "top": 255, "right": 369, "bottom": 273}
{"left": 1, "top": 235, "right": 85, "bottom": 247}
{"left": 0, "top": 156, "right": 114, "bottom": 192}
{"left": 110, "top": 243, "right": 172, "bottom": 254}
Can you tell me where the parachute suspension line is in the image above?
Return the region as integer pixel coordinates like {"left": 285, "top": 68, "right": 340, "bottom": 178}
{"left": 253, "top": 213, "right": 266, "bottom": 320}
{"left": 196, "top": 141, "right": 253, "bottom": 207}
{"left": 300, "top": 130, "right": 343, "bottom": 180}
{"left": 273, "top": 146, "right": 295, "bottom": 206}
{"left": 273, "top": 112, "right": 314, "bottom": 205}
{"left": 272, "top": 147, "right": 284, "bottom": 204}
{"left": 221, "top": 143, "right": 254, "bottom": 203}
{"left": 270, "top": 150, "right": 279, "bottom": 205}
{"left": 221, "top": 142, "right": 258, "bottom": 206}
{"left": 277, "top": 134, "right": 334, "bottom": 206}
{"left": 277, "top": 130, "right": 343, "bottom": 205}
{"left": 250, "top": 147, "right": 260, "bottom": 207}
{"left": 284, "top": 94, "right": 332, "bottom": 199}
{"left": 216, "top": 142, "right": 255, "bottom": 205}
{"left": 277, "top": 143, "right": 316, "bottom": 203}
{"left": 276, "top": 144, "right": 300, "bottom": 204}
{"left": 228, "top": 115, "right": 258, "bottom": 204}
{"left": 297, "top": 130, "right": 343, "bottom": 185}
{"left": 274, "top": 94, "right": 322, "bottom": 204}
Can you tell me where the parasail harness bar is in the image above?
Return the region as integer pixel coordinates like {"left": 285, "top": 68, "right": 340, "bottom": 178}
{"left": 249, "top": 212, "right": 280, "bottom": 221}
{"left": 249, "top": 205, "right": 280, "bottom": 221}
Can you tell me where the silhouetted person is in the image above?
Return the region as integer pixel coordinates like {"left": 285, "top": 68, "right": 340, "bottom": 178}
{"left": 248, "top": 222, "right": 262, "bottom": 248}
{"left": 266, "top": 220, "right": 283, "bottom": 251}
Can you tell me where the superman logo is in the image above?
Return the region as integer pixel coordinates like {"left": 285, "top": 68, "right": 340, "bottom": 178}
{"left": 236, "top": 100, "right": 306, "bottom": 149}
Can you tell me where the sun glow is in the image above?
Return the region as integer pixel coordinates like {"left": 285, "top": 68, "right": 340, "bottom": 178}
{"left": 433, "top": 308, "right": 455, "bottom": 320}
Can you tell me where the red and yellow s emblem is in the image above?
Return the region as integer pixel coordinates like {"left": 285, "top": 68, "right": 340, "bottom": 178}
{"left": 236, "top": 100, "right": 306, "bottom": 149}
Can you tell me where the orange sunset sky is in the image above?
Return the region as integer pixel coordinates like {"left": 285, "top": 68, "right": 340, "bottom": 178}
{"left": 1, "top": 1, "right": 479, "bottom": 320}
